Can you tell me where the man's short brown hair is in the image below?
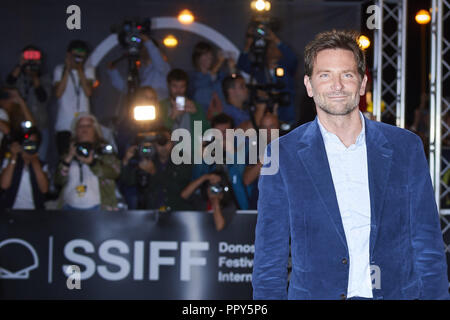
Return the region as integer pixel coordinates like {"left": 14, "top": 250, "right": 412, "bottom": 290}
{"left": 304, "top": 29, "right": 366, "bottom": 79}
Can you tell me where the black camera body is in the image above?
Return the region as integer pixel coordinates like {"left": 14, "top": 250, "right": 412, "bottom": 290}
{"left": 75, "top": 142, "right": 115, "bottom": 158}
{"left": 247, "top": 16, "right": 280, "bottom": 69}
{"left": 114, "top": 18, "right": 152, "bottom": 57}
{"left": 248, "top": 82, "right": 290, "bottom": 113}
{"left": 22, "top": 61, "right": 41, "bottom": 73}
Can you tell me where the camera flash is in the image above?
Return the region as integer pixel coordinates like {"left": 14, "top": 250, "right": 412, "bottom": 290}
{"left": 134, "top": 105, "right": 156, "bottom": 121}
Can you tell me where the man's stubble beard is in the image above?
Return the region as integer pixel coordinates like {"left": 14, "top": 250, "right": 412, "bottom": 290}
{"left": 314, "top": 92, "right": 360, "bottom": 116}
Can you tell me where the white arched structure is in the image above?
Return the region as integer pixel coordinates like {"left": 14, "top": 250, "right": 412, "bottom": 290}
{"left": 86, "top": 17, "right": 241, "bottom": 68}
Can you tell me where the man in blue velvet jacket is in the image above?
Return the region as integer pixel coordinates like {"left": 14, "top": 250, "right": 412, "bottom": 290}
{"left": 253, "top": 29, "right": 449, "bottom": 300}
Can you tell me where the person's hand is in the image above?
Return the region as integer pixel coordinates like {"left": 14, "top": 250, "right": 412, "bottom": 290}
{"left": 170, "top": 98, "right": 186, "bottom": 119}
{"left": 7, "top": 89, "right": 25, "bottom": 105}
{"left": 138, "top": 158, "right": 156, "bottom": 175}
{"left": 10, "top": 142, "right": 22, "bottom": 158}
{"left": 123, "top": 145, "right": 138, "bottom": 166}
{"left": 185, "top": 98, "right": 197, "bottom": 114}
{"left": 140, "top": 33, "right": 150, "bottom": 42}
{"left": 64, "top": 141, "right": 77, "bottom": 163}
{"left": 205, "top": 173, "right": 221, "bottom": 185}
{"left": 76, "top": 150, "right": 94, "bottom": 165}
{"left": 207, "top": 93, "right": 223, "bottom": 121}
{"left": 65, "top": 53, "right": 73, "bottom": 70}
{"left": 216, "top": 50, "right": 226, "bottom": 66}
{"left": 22, "top": 150, "right": 40, "bottom": 164}
{"left": 207, "top": 188, "right": 224, "bottom": 206}
{"left": 227, "top": 57, "right": 237, "bottom": 73}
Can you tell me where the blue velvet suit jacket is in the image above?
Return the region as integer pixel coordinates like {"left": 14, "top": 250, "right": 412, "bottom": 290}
{"left": 253, "top": 116, "right": 450, "bottom": 300}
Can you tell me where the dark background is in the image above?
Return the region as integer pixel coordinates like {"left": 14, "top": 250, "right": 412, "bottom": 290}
{"left": 0, "top": 0, "right": 433, "bottom": 150}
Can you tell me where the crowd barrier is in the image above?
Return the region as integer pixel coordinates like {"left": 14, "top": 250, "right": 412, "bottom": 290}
{"left": 0, "top": 210, "right": 256, "bottom": 299}
{"left": 1, "top": 210, "right": 449, "bottom": 299}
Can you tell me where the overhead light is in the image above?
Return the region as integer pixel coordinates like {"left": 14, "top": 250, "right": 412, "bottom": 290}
{"left": 178, "top": 9, "right": 194, "bottom": 24}
{"left": 163, "top": 35, "right": 178, "bottom": 48}
{"left": 358, "top": 35, "right": 371, "bottom": 50}
{"left": 251, "top": 0, "right": 271, "bottom": 12}
{"left": 415, "top": 9, "right": 431, "bottom": 25}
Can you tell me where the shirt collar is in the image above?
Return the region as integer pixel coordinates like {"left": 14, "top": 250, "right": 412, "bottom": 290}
{"left": 317, "top": 111, "right": 366, "bottom": 148}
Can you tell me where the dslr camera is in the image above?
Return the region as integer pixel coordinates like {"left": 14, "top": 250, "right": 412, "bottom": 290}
{"left": 75, "top": 142, "right": 114, "bottom": 158}
{"left": 113, "top": 18, "right": 152, "bottom": 57}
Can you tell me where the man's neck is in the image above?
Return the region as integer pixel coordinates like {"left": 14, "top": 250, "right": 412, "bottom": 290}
{"left": 317, "top": 108, "right": 363, "bottom": 148}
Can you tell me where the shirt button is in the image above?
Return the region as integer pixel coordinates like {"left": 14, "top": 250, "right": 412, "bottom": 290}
{"left": 340, "top": 293, "right": 347, "bottom": 300}
{"left": 341, "top": 258, "right": 348, "bottom": 264}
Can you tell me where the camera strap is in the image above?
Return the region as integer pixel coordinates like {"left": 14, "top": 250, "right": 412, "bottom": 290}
{"left": 69, "top": 70, "right": 81, "bottom": 112}
{"left": 75, "top": 159, "right": 87, "bottom": 197}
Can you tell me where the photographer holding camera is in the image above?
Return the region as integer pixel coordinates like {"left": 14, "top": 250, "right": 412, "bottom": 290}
{"left": 53, "top": 40, "right": 96, "bottom": 157}
{"left": 221, "top": 74, "right": 266, "bottom": 131}
{"left": 237, "top": 24, "right": 298, "bottom": 125}
{"left": 0, "top": 125, "right": 48, "bottom": 209}
{"left": 119, "top": 126, "right": 192, "bottom": 210}
{"left": 54, "top": 113, "right": 120, "bottom": 211}
{"left": 107, "top": 32, "right": 170, "bottom": 100}
{"left": 189, "top": 113, "right": 253, "bottom": 213}
{"left": 5, "top": 45, "right": 51, "bottom": 161}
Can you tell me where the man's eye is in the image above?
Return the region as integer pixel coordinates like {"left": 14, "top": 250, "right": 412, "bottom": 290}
{"left": 344, "top": 73, "right": 353, "bottom": 78}
{"left": 319, "top": 74, "right": 329, "bottom": 79}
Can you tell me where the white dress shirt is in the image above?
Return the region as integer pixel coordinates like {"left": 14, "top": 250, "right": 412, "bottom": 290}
{"left": 317, "top": 112, "right": 373, "bottom": 298}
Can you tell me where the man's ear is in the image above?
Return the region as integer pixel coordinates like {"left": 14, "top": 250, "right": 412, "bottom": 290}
{"left": 304, "top": 75, "right": 313, "bottom": 98}
{"left": 359, "top": 74, "right": 368, "bottom": 96}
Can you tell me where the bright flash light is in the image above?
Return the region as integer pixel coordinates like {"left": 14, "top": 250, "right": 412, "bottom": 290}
{"left": 275, "top": 67, "right": 285, "bottom": 77}
{"left": 163, "top": 35, "right": 178, "bottom": 48}
{"left": 134, "top": 105, "right": 156, "bottom": 121}
{"left": 251, "top": 0, "right": 270, "bottom": 12}
{"left": 178, "top": 9, "right": 194, "bottom": 24}
{"left": 415, "top": 9, "right": 431, "bottom": 25}
{"left": 23, "top": 121, "right": 32, "bottom": 129}
{"left": 358, "top": 35, "right": 371, "bottom": 50}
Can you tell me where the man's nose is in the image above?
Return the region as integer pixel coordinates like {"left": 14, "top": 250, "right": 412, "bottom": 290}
{"left": 331, "top": 76, "right": 343, "bottom": 91}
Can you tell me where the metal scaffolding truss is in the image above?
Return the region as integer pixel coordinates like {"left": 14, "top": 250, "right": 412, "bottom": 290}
{"left": 373, "top": 0, "right": 407, "bottom": 127}
{"left": 429, "top": 0, "right": 450, "bottom": 264}
{"left": 430, "top": 0, "right": 450, "bottom": 214}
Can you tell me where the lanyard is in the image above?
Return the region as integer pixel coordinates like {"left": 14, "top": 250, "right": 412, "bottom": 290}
{"left": 69, "top": 70, "right": 81, "bottom": 111}
{"left": 76, "top": 159, "right": 84, "bottom": 184}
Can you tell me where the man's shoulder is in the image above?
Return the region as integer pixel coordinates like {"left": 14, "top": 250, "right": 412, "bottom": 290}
{"left": 367, "top": 118, "right": 421, "bottom": 146}
{"left": 277, "top": 120, "right": 315, "bottom": 145}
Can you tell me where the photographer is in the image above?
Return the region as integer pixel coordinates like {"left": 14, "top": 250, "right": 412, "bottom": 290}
{"left": 54, "top": 113, "right": 120, "bottom": 211}
{"left": 189, "top": 41, "right": 236, "bottom": 116}
{"left": 107, "top": 33, "right": 170, "bottom": 100}
{"left": 53, "top": 40, "right": 96, "bottom": 156}
{"left": 159, "top": 68, "right": 210, "bottom": 156}
{"left": 5, "top": 45, "right": 51, "bottom": 161}
{"left": 191, "top": 113, "right": 253, "bottom": 211}
{"left": 119, "top": 127, "right": 192, "bottom": 210}
{"left": 237, "top": 25, "right": 297, "bottom": 125}
{"left": 181, "top": 171, "right": 235, "bottom": 231}
{"left": 0, "top": 126, "right": 48, "bottom": 209}
{"left": 221, "top": 74, "right": 266, "bottom": 130}
{"left": 243, "top": 112, "right": 280, "bottom": 209}
{"left": 0, "top": 87, "right": 36, "bottom": 157}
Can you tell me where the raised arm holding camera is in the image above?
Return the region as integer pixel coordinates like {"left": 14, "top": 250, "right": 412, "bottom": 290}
{"left": 53, "top": 40, "right": 96, "bottom": 157}
{"left": 0, "top": 125, "right": 48, "bottom": 210}
{"left": 119, "top": 127, "right": 193, "bottom": 210}
{"left": 107, "top": 21, "right": 171, "bottom": 100}
{"left": 54, "top": 113, "right": 120, "bottom": 211}
{"left": 238, "top": 23, "right": 298, "bottom": 125}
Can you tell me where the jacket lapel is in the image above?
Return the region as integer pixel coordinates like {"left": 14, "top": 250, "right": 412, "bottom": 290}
{"left": 364, "top": 118, "right": 393, "bottom": 257}
{"left": 296, "top": 119, "right": 348, "bottom": 251}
